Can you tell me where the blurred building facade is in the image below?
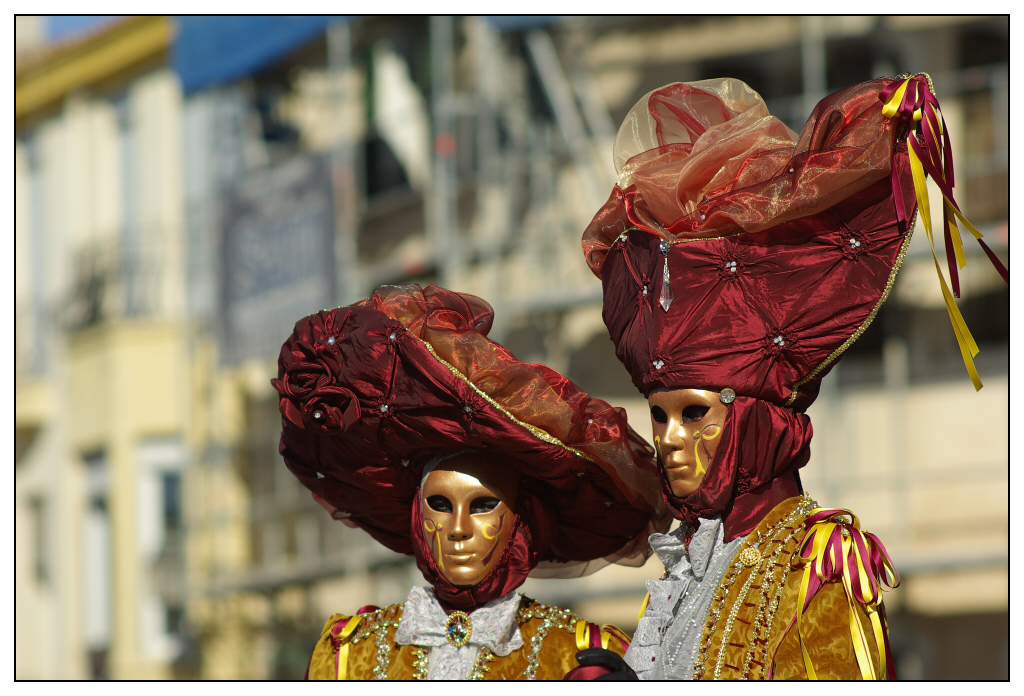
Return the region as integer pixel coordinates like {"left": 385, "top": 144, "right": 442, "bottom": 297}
{"left": 15, "top": 15, "right": 1007, "bottom": 680}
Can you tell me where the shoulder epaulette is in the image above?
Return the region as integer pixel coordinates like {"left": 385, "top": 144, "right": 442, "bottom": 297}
{"left": 779, "top": 507, "right": 900, "bottom": 680}
{"left": 350, "top": 603, "right": 405, "bottom": 644}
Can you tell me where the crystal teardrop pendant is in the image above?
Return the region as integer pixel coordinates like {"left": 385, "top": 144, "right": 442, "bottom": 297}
{"left": 659, "top": 240, "right": 673, "bottom": 312}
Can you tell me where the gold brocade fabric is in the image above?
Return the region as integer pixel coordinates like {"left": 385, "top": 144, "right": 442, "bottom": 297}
{"left": 307, "top": 598, "right": 628, "bottom": 680}
{"left": 693, "top": 496, "right": 886, "bottom": 680}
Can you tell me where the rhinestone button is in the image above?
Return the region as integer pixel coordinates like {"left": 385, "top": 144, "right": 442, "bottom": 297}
{"left": 653, "top": 359, "right": 665, "bottom": 370}
{"left": 719, "top": 388, "right": 736, "bottom": 405}
{"left": 327, "top": 336, "right": 336, "bottom": 345}
{"left": 316, "top": 471, "right": 325, "bottom": 479}
{"left": 379, "top": 404, "right": 390, "bottom": 413}
{"left": 313, "top": 410, "right": 323, "bottom": 419}
{"left": 463, "top": 405, "right": 473, "bottom": 414}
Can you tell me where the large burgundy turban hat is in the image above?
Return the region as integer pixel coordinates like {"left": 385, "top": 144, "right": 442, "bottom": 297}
{"left": 272, "top": 284, "right": 668, "bottom": 610}
{"left": 582, "top": 76, "right": 1006, "bottom": 537}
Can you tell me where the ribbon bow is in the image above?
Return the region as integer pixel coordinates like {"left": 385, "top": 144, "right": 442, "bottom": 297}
{"left": 880, "top": 75, "right": 1009, "bottom": 391}
{"left": 782, "top": 508, "right": 900, "bottom": 680}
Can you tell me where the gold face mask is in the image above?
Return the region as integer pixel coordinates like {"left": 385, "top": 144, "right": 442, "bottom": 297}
{"left": 420, "top": 452, "right": 519, "bottom": 588}
{"left": 649, "top": 388, "right": 729, "bottom": 498}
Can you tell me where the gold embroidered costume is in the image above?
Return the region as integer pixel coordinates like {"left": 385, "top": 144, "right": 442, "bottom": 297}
{"left": 693, "top": 496, "right": 886, "bottom": 680}
{"left": 307, "top": 597, "right": 629, "bottom": 680}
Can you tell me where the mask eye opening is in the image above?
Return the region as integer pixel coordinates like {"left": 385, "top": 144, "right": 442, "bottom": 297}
{"left": 681, "top": 405, "right": 710, "bottom": 423}
{"left": 426, "top": 495, "right": 453, "bottom": 513}
{"left": 470, "top": 496, "right": 500, "bottom": 514}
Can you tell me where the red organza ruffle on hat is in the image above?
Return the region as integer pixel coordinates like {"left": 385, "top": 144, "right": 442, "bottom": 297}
{"left": 584, "top": 78, "right": 898, "bottom": 277}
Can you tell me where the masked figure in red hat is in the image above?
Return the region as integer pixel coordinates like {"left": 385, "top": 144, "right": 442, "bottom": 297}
{"left": 576, "top": 75, "right": 1006, "bottom": 680}
{"left": 271, "top": 284, "right": 669, "bottom": 680}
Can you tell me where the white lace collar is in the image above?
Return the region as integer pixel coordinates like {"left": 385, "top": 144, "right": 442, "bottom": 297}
{"left": 393, "top": 586, "right": 524, "bottom": 656}
{"left": 648, "top": 516, "right": 724, "bottom": 579}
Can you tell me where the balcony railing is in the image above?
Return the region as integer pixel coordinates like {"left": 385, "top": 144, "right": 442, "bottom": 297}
{"left": 59, "top": 231, "right": 180, "bottom": 332}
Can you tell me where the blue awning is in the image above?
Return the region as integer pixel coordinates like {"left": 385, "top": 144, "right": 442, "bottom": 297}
{"left": 172, "top": 16, "right": 564, "bottom": 95}
{"left": 173, "top": 16, "right": 350, "bottom": 95}
{"left": 46, "top": 16, "right": 123, "bottom": 43}
{"left": 484, "top": 16, "right": 562, "bottom": 32}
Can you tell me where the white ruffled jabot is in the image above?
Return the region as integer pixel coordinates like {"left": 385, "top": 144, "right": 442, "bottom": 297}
{"left": 394, "top": 586, "right": 524, "bottom": 680}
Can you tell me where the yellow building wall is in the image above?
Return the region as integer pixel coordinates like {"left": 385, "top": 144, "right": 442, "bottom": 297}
{"left": 66, "top": 321, "right": 187, "bottom": 679}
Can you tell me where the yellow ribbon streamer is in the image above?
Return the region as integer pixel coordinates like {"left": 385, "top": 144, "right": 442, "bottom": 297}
{"left": 575, "top": 620, "right": 590, "bottom": 651}
{"left": 908, "top": 145, "right": 983, "bottom": 390}
{"left": 881, "top": 80, "right": 912, "bottom": 119}
{"left": 887, "top": 75, "right": 994, "bottom": 391}
{"left": 603, "top": 625, "right": 631, "bottom": 652}
{"left": 335, "top": 615, "right": 363, "bottom": 681}
{"left": 637, "top": 592, "right": 651, "bottom": 623}
{"left": 794, "top": 509, "right": 899, "bottom": 680}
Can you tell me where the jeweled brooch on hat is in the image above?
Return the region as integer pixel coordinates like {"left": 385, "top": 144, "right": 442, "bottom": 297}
{"left": 445, "top": 611, "right": 472, "bottom": 647}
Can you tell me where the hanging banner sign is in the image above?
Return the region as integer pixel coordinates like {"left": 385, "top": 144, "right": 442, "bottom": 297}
{"left": 220, "top": 153, "right": 336, "bottom": 365}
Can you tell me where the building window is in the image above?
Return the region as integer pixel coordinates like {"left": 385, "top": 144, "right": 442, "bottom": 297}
{"left": 30, "top": 496, "right": 48, "bottom": 585}
{"left": 162, "top": 472, "right": 182, "bottom": 533}
{"left": 165, "top": 604, "right": 184, "bottom": 637}
{"left": 905, "top": 287, "right": 1008, "bottom": 384}
{"left": 82, "top": 450, "right": 112, "bottom": 677}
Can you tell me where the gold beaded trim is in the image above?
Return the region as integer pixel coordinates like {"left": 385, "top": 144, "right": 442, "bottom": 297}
{"left": 411, "top": 646, "right": 429, "bottom": 680}
{"left": 413, "top": 336, "right": 594, "bottom": 463}
{"left": 469, "top": 647, "right": 496, "bottom": 680}
{"left": 712, "top": 561, "right": 764, "bottom": 679}
{"left": 345, "top": 605, "right": 403, "bottom": 680}
{"left": 746, "top": 531, "right": 802, "bottom": 679}
{"left": 693, "top": 497, "right": 815, "bottom": 679}
{"left": 693, "top": 564, "right": 742, "bottom": 677}
{"left": 517, "top": 602, "right": 579, "bottom": 680}
{"left": 410, "top": 644, "right": 496, "bottom": 680}
{"left": 739, "top": 517, "right": 807, "bottom": 679}
{"left": 621, "top": 225, "right": 742, "bottom": 246}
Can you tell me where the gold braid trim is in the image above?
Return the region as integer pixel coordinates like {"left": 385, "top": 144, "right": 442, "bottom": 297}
{"left": 412, "top": 334, "right": 594, "bottom": 463}
{"left": 695, "top": 496, "right": 816, "bottom": 679}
